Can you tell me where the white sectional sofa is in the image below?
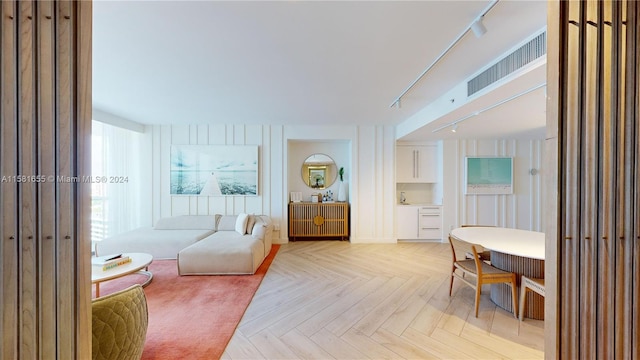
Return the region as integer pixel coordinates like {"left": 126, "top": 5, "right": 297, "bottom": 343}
{"left": 95, "top": 214, "right": 273, "bottom": 275}
{"left": 95, "top": 215, "right": 218, "bottom": 259}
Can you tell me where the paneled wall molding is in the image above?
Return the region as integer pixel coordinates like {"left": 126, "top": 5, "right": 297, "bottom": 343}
{"left": 151, "top": 123, "right": 397, "bottom": 244}
{"left": 441, "top": 138, "right": 545, "bottom": 235}
{"left": 0, "top": 0, "right": 92, "bottom": 358}
{"left": 154, "top": 124, "right": 271, "bottom": 220}
{"left": 549, "top": 1, "right": 640, "bottom": 358}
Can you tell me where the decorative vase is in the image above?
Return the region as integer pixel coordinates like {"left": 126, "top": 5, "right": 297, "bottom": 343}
{"left": 337, "top": 181, "right": 347, "bottom": 202}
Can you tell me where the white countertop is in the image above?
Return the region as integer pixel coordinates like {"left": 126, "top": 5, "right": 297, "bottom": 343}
{"left": 450, "top": 227, "right": 545, "bottom": 260}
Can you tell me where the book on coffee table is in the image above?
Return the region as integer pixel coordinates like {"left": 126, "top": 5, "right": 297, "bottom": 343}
{"left": 92, "top": 254, "right": 132, "bottom": 271}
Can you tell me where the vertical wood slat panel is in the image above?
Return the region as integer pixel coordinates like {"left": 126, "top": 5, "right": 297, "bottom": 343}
{"left": 611, "top": 1, "right": 625, "bottom": 355}
{"left": 545, "top": 0, "right": 561, "bottom": 357}
{"left": 629, "top": 2, "right": 640, "bottom": 359}
{"left": 1, "top": 1, "right": 19, "bottom": 358}
{"left": 55, "top": 1, "right": 75, "bottom": 357}
{"left": 55, "top": 1, "right": 76, "bottom": 359}
{"left": 620, "top": 2, "right": 638, "bottom": 359}
{"left": 76, "top": 1, "right": 93, "bottom": 356}
{"left": 36, "top": 1, "right": 57, "bottom": 357}
{"left": 597, "top": 1, "right": 617, "bottom": 358}
{"left": 561, "top": 2, "right": 582, "bottom": 358}
{"left": 633, "top": 4, "right": 640, "bottom": 360}
{"left": 18, "top": 1, "right": 39, "bottom": 357}
{"left": 580, "top": 1, "right": 599, "bottom": 357}
{"left": 617, "top": 1, "right": 634, "bottom": 358}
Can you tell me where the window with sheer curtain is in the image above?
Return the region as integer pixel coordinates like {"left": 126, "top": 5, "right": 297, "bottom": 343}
{"left": 91, "top": 120, "right": 143, "bottom": 243}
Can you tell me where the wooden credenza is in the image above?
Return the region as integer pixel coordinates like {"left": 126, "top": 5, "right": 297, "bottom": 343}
{"left": 288, "top": 202, "right": 349, "bottom": 241}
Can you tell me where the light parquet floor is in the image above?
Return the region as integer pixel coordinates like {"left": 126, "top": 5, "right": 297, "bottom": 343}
{"left": 223, "top": 241, "right": 544, "bottom": 360}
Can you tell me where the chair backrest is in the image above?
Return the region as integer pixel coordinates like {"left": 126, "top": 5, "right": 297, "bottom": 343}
{"left": 470, "top": 244, "right": 485, "bottom": 276}
{"left": 92, "top": 284, "right": 148, "bottom": 360}
{"left": 448, "top": 234, "right": 485, "bottom": 263}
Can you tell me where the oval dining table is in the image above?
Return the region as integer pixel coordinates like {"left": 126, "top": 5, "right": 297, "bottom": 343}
{"left": 450, "top": 226, "right": 545, "bottom": 320}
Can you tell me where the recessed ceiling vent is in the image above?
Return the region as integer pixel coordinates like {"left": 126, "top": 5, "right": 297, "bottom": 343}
{"left": 467, "top": 31, "right": 546, "bottom": 97}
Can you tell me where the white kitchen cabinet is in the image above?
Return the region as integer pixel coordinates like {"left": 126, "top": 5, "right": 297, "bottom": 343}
{"left": 418, "top": 206, "right": 443, "bottom": 240}
{"left": 397, "top": 205, "right": 442, "bottom": 241}
{"left": 396, "top": 145, "right": 438, "bottom": 183}
{"left": 397, "top": 206, "right": 419, "bottom": 239}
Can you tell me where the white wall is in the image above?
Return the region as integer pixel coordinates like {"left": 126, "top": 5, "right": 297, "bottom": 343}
{"left": 150, "top": 124, "right": 397, "bottom": 244}
{"left": 441, "top": 139, "right": 545, "bottom": 235}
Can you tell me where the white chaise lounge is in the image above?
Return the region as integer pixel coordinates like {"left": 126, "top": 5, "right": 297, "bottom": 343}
{"left": 177, "top": 214, "right": 273, "bottom": 275}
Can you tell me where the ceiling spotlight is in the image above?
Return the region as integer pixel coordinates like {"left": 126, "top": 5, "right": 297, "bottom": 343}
{"left": 451, "top": 124, "right": 458, "bottom": 133}
{"left": 471, "top": 17, "right": 487, "bottom": 38}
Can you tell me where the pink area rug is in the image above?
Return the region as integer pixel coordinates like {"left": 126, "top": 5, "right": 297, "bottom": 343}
{"left": 92, "top": 245, "right": 280, "bottom": 360}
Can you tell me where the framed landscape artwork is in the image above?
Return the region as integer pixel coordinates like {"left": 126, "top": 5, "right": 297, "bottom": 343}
{"left": 465, "top": 156, "right": 513, "bottom": 195}
{"left": 170, "top": 145, "right": 258, "bottom": 196}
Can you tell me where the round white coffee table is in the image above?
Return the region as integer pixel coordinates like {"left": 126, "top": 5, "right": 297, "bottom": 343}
{"left": 91, "top": 252, "right": 153, "bottom": 297}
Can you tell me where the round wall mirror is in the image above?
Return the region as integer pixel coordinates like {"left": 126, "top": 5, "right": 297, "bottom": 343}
{"left": 301, "top": 153, "right": 338, "bottom": 189}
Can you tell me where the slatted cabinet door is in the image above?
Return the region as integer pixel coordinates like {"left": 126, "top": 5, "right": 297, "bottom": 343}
{"left": 289, "top": 202, "right": 349, "bottom": 241}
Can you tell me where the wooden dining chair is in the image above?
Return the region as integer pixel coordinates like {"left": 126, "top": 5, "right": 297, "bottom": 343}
{"left": 519, "top": 276, "right": 545, "bottom": 321}
{"left": 460, "top": 225, "right": 494, "bottom": 262}
{"left": 448, "top": 234, "right": 518, "bottom": 318}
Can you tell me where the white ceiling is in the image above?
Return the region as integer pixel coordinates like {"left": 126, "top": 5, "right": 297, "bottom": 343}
{"left": 93, "top": 0, "right": 548, "bottom": 141}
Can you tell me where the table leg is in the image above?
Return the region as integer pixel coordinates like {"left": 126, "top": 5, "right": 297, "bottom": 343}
{"left": 95, "top": 282, "right": 100, "bottom": 298}
{"left": 138, "top": 270, "right": 153, "bottom": 287}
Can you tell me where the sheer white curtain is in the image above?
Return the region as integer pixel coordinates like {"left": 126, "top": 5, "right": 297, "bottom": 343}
{"left": 91, "top": 120, "right": 143, "bottom": 242}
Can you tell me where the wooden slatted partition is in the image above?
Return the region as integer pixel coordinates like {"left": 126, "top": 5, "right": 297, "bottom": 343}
{"left": 550, "top": 0, "right": 640, "bottom": 358}
{"left": 0, "top": 1, "right": 92, "bottom": 358}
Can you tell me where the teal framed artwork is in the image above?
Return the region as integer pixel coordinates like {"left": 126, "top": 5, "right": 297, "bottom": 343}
{"left": 170, "top": 145, "right": 258, "bottom": 196}
{"left": 465, "top": 157, "right": 513, "bottom": 195}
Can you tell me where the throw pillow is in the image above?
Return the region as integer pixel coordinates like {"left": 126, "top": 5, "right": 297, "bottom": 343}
{"left": 251, "top": 223, "right": 266, "bottom": 239}
{"left": 235, "top": 213, "right": 249, "bottom": 235}
{"left": 245, "top": 215, "right": 256, "bottom": 235}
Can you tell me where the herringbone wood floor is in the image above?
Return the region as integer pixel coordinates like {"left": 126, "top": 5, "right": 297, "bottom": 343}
{"left": 222, "top": 241, "right": 544, "bottom": 359}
